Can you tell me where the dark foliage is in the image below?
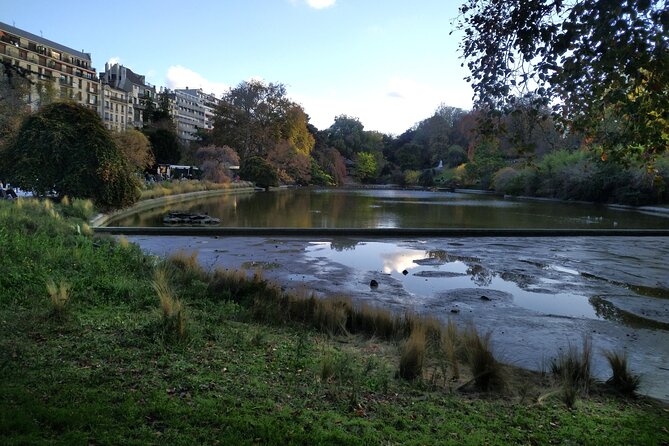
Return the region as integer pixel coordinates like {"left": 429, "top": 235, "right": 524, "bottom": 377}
{"left": 1, "top": 102, "right": 140, "bottom": 209}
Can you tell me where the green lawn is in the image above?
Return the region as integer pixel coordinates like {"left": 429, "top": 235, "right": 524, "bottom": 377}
{"left": 1, "top": 198, "right": 667, "bottom": 445}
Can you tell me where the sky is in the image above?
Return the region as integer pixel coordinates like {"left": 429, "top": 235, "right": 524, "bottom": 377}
{"left": 2, "top": 0, "right": 473, "bottom": 135}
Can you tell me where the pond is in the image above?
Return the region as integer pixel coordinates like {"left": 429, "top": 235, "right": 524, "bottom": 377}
{"left": 109, "top": 188, "right": 669, "bottom": 229}
{"left": 111, "top": 188, "right": 669, "bottom": 400}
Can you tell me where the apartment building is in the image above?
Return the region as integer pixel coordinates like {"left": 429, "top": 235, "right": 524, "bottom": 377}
{"left": 99, "top": 83, "right": 132, "bottom": 132}
{"left": 0, "top": 21, "right": 99, "bottom": 110}
{"left": 99, "top": 62, "right": 156, "bottom": 128}
{"left": 171, "top": 88, "right": 220, "bottom": 142}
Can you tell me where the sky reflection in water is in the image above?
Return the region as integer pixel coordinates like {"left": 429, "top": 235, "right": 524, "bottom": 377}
{"left": 305, "top": 241, "right": 600, "bottom": 320}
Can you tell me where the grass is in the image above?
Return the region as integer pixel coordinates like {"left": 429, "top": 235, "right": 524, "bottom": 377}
{"left": 550, "top": 336, "right": 593, "bottom": 408}
{"left": 604, "top": 349, "right": 641, "bottom": 396}
{"left": 45, "top": 279, "right": 70, "bottom": 317}
{"left": 399, "top": 326, "right": 426, "bottom": 380}
{"left": 1, "top": 198, "right": 668, "bottom": 445}
{"left": 140, "top": 179, "right": 253, "bottom": 200}
{"left": 461, "top": 325, "right": 506, "bottom": 392}
{"left": 152, "top": 267, "right": 188, "bottom": 341}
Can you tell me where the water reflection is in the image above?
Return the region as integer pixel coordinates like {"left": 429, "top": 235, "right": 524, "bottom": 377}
{"left": 109, "top": 189, "right": 669, "bottom": 229}
{"left": 305, "top": 241, "right": 601, "bottom": 320}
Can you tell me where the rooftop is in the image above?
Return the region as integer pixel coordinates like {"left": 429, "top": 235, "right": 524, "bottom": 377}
{"left": 0, "top": 21, "right": 92, "bottom": 62}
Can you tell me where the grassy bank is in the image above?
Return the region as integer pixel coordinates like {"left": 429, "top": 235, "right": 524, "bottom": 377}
{"left": 140, "top": 179, "right": 254, "bottom": 201}
{"left": 1, "top": 199, "right": 667, "bottom": 445}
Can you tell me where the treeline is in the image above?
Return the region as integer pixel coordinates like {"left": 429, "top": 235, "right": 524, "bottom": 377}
{"left": 2, "top": 62, "right": 667, "bottom": 207}
{"left": 192, "top": 79, "right": 668, "bottom": 205}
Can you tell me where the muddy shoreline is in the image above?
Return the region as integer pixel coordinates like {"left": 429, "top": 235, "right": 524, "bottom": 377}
{"left": 126, "top": 235, "right": 669, "bottom": 402}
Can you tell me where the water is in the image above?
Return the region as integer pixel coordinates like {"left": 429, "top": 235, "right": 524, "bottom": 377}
{"left": 304, "top": 241, "right": 600, "bottom": 319}
{"left": 109, "top": 189, "right": 669, "bottom": 229}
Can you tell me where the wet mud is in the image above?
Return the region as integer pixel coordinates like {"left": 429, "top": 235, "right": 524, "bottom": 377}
{"left": 126, "top": 235, "right": 669, "bottom": 402}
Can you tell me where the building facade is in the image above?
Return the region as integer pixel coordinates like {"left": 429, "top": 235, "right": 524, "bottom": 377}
{"left": 0, "top": 21, "right": 99, "bottom": 111}
{"left": 171, "top": 88, "right": 220, "bottom": 142}
{"left": 99, "top": 62, "right": 156, "bottom": 128}
{"left": 99, "top": 83, "right": 132, "bottom": 132}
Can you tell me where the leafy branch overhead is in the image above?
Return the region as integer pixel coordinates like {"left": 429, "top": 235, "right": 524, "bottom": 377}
{"left": 456, "top": 0, "right": 669, "bottom": 161}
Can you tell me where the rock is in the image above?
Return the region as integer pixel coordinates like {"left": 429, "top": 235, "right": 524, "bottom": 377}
{"left": 480, "top": 295, "right": 491, "bottom": 301}
{"left": 163, "top": 211, "right": 220, "bottom": 226}
{"left": 370, "top": 279, "right": 379, "bottom": 288}
{"left": 402, "top": 269, "right": 408, "bottom": 276}
{"left": 450, "top": 308, "right": 460, "bottom": 314}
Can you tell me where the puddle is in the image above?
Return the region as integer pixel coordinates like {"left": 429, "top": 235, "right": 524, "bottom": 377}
{"left": 305, "top": 241, "right": 600, "bottom": 320}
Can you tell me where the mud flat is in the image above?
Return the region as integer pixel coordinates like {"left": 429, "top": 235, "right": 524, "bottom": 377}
{"left": 126, "top": 235, "right": 669, "bottom": 402}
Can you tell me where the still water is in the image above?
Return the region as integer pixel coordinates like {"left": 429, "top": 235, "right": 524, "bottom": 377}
{"left": 304, "top": 241, "right": 600, "bottom": 319}
{"left": 110, "top": 188, "right": 669, "bottom": 229}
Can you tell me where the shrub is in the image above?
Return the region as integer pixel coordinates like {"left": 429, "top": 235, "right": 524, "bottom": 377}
{"left": 603, "top": 350, "right": 640, "bottom": 396}
{"left": 492, "top": 166, "right": 537, "bottom": 195}
{"left": 404, "top": 170, "right": 421, "bottom": 185}
{"left": 240, "top": 156, "right": 279, "bottom": 189}
{"left": 1, "top": 102, "right": 141, "bottom": 209}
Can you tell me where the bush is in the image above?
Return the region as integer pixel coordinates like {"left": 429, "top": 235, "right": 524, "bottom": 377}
{"left": 495, "top": 166, "right": 539, "bottom": 196}
{"left": 404, "top": 170, "right": 421, "bottom": 185}
{"left": 239, "top": 156, "right": 279, "bottom": 189}
{"left": 1, "top": 102, "right": 140, "bottom": 209}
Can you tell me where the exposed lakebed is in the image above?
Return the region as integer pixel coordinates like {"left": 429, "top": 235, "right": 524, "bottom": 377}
{"left": 126, "top": 234, "right": 669, "bottom": 402}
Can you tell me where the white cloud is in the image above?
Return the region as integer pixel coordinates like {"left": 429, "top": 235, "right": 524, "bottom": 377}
{"left": 293, "top": 76, "right": 472, "bottom": 135}
{"left": 106, "top": 56, "right": 121, "bottom": 66}
{"left": 306, "top": 0, "right": 336, "bottom": 9}
{"left": 165, "top": 65, "right": 230, "bottom": 98}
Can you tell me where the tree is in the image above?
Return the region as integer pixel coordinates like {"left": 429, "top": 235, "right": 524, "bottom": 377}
{"left": 113, "top": 129, "right": 155, "bottom": 172}
{"left": 212, "top": 80, "right": 292, "bottom": 161}
{"left": 315, "top": 147, "right": 347, "bottom": 185}
{"left": 456, "top": 0, "right": 669, "bottom": 162}
{"left": 266, "top": 140, "right": 311, "bottom": 185}
{"left": 0, "top": 62, "right": 36, "bottom": 150}
{"left": 239, "top": 156, "right": 279, "bottom": 189}
{"left": 355, "top": 152, "right": 378, "bottom": 183}
{"left": 0, "top": 102, "right": 140, "bottom": 209}
{"left": 325, "top": 115, "right": 365, "bottom": 159}
{"left": 282, "top": 105, "right": 316, "bottom": 156}
{"left": 144, "top": 127, "right": 181, "bottom": 165}
{"left": 195, "top": 145, "right": 240, "bottom": 183}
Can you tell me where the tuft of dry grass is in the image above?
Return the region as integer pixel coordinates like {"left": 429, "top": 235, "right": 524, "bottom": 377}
{"left": 603, "top": 349, "right": 640, "bottom": 396}
{"left": 152, "top": 268, "right": 187, "bottom": 340}
{"left": 46, "top": 279, "right": 70, "bottom": 316}
{"left": 314, "top": 296, "right": 351, "bottom": 336}
{"left": 399, "top": 326, "right": 427, "bottom": 381}
{"left": 440, "top": 319, "right": 460, "bottom": 382}
{"left": 551, "top": 336, "right": 593, "bottom": 408}
{"left": 462, "top": 325, "right": 505, "bottom": 391}
{"left": 350, "top": 303, "right": 401, "bottom": 340}
{"left": 117, "top": 235, "right": 130, "bottom": 249}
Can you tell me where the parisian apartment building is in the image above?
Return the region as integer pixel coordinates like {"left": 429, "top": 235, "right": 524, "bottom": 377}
{"left": 1, "top": 21, "right": 220, "bottom": 143}
{"left": 0, "top": 21, "right": 99, "bottom": 112}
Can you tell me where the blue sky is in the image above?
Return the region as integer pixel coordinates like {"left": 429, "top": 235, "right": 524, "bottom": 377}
{"left": 3, "top": 0, "right": 473, "bottom": 134}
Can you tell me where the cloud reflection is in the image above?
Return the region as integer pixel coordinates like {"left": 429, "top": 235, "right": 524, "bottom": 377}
{"left": 380, "top": 250, "right": 428, "bottom": 274}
